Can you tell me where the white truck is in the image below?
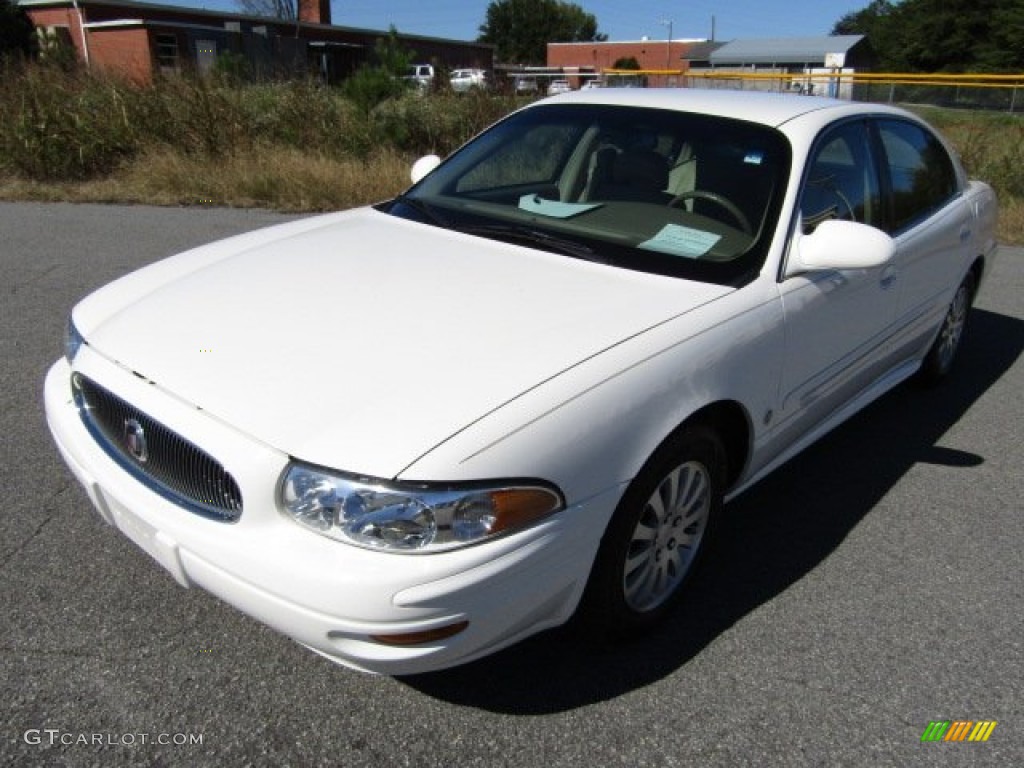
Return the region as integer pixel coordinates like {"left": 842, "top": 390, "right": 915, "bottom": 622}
{"left": 404, "top": 64, "right": 435, "bottom": 92}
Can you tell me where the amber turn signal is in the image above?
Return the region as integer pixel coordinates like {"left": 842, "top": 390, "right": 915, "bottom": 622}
{"left": 370, "top": 621, "right": 470, "bottom": 646}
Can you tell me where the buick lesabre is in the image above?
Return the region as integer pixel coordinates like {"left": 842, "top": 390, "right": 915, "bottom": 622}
{"left": 45, "top": 89, "right": 998, "bottom": 674}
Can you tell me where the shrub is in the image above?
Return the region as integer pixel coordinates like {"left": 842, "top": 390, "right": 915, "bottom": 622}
{"left": 133, "top": 75, "right": 251, "bottom": 157}
{"left": 916, "top": 107, "right": 1024, "bottom": 198}
{"left": 0, "top": 63, "right": 525, "bottom": 181}
{"left": 342, "top": 66, "right": 407, "bottom": 115}
{"left": 0, "top": 63, "right": 137, "bottom": 179}
{"left": 371, "top": 90, "right": 520, "bottom": 155}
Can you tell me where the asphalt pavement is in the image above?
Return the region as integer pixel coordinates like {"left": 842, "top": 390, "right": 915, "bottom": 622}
{"left": 1, "top": 202, "right": 1021, "bottom": 767}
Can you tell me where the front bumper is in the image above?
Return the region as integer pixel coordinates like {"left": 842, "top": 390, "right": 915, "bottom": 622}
{"left": 44, "top": 356, "right": 619, "bottom": 675}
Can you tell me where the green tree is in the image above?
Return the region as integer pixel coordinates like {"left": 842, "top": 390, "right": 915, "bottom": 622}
{"left": 832, "top": 0, "right": 895, "bottom": 36}
{"left": 988, "top": 1, "right": 1024, "bottom": 71}
{"left": 478, "top": 0, "right": 606, "bottom": 65}
{"left": 832, "top": 0, "right": 897, "bottom": 67}
{"left": 373, "top": 25, "right": 415, "bottom": 78}
{"left": 833, "top": 0, "right": 1024, "bottom": 72}
{"left": 1, "top": 0, "right": 36, "bottom": 60}
{"left": 342, "top": 27, "right": 415, "bottom": 114}
{"left": 889, "top": 0, "right": 1008, "bottom": 72}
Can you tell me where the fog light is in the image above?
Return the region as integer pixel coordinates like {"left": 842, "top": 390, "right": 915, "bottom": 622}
{"left": 370, "top": 621, "right": 469, "bottom": 646}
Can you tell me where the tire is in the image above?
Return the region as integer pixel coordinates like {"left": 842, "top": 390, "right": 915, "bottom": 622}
{"left": 916, "top": 272, "right": 975, "bottom": 386}
{"left": 578, "top": 424, "right": 726, "bottom": 637}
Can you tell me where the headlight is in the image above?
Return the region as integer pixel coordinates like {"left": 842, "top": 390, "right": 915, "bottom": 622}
{"left": 64, "top": 315, "right": 84, "bottom": 363}
{"left": 280, "top": 464, "right": 563, "bottom": 553}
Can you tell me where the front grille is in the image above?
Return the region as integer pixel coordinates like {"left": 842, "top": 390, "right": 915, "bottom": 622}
{"left": 73, "top": 374, "right": 243, "bottom": 522}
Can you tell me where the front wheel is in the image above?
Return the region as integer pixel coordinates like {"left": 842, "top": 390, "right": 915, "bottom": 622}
{"left": 578, "top": 425, "right": 726, "bottom": 636}
{"left": 916, "top": 273, "right": 975, "bottom": 386}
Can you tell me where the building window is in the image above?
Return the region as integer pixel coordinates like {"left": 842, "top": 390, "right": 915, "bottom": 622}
{"left": 37, "top": 26, "right": 73, "bottom": 61}
{"left": 155, "top": 33, "right": 180, "bottom": 73}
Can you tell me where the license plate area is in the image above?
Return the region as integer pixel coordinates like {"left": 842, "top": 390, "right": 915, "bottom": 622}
{"left": 101, "top": 489, "right": 192, "bottom": 588}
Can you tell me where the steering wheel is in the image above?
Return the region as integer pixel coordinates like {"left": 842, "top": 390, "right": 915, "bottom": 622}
{"left": 668, "top": 189, "right": 753, "bottom": 236}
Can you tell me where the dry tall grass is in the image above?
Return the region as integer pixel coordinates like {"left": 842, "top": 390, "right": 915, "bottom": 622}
{"left": 912, "top": 106, "right": 1024, "bottom": 244}
{"left": 116, "top": 148, "right": 410, "bottom": 210}
{"left": 0, "top": 63, "right": 1020, "bottom": 243}
{"left": 0, "top": 148, "right": 410, "bottom": 210}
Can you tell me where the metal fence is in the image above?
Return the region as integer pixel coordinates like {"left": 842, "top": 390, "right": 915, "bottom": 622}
{"left": 679, "top": 71, "right": 1024, "bottom": 113}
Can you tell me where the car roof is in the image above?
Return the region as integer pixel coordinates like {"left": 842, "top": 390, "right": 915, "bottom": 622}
{"left": 536, "top": 88, "right": 908, "bottom": 129}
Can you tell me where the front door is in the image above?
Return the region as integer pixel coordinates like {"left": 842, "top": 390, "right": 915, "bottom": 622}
{"left": 775, "top": 119, "right": 899, "bottom": 447}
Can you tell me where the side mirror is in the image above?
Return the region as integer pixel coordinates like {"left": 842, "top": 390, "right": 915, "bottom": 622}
{"left": 785, "top": 219, "right": 895, "bottom": 278}
{"left": 410, "top": 154, "right": 442, "bottom": 184}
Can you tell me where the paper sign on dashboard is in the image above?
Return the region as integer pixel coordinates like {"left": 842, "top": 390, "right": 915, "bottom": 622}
{"left": 638, "top": 224, "right": 721, "bottom": 258}
{"left": 518, "top": 194, "right": 602, "bottom": 219}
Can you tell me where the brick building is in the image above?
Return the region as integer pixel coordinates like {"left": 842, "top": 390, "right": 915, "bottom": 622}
{"left": 548, "top": 39, "right": 701, "bottom": 87}
{"left": 548, "top": 35, "right": 873, "bottom": 95}
{"left": 19, "top": 0, "right": 493, "bottom": 83}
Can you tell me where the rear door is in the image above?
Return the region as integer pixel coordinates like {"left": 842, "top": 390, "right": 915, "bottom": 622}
{"left": 874, "top": 118, "right": 972, "bottom": 362}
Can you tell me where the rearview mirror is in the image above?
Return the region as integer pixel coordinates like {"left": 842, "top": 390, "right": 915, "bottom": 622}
{"left": 785, "top": 219, "right": 895, "bottom": 278}
{"left": 410, "top": 155, "right": 442, "bottom": 184}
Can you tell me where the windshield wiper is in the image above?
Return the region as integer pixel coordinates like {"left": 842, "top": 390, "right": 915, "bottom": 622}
{"left": 389, "top": 194, "right": 453, "bottom": 229}
{"left": 456, "top": 224, "right": 606, "bottom": 263}
{"left": 388, "top": 201, "right": 607, "bottom": 264}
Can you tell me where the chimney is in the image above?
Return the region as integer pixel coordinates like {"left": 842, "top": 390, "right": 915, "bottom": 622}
{"left": 298, "top": 0, "right": 331, "bottom": 25}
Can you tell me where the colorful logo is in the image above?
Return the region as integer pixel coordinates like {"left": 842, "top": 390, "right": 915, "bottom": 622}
{"left": 921, "top": 720, "right": 997, "bottom": 742}
{"left": 123, "top": 418, "right": 148, "bottom": 463}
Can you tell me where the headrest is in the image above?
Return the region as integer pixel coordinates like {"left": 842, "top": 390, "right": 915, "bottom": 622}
{"left": 611, "top": 149, "right": 669, "bottom": 188}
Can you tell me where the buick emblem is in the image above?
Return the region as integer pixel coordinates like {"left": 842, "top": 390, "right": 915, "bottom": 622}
{"left": 123, "top": 418, "right": 148, "bottom": 463}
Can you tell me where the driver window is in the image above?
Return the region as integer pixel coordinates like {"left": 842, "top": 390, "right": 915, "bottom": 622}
{"left": 800, "top": 122, "right": 881, "bottom": 234}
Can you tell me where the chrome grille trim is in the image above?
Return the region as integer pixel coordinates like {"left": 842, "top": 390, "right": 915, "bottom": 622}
{"left": 72, "top": 374, "right": 243, "bottom": 522}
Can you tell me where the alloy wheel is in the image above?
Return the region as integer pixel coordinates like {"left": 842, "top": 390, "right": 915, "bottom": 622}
{"left": 622, "top": 460, "right": 711, "bottom": 613}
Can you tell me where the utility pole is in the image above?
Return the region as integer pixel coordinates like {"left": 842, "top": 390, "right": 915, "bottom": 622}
{"left": 659, "top": 18, "right": 673, "bottom": 69}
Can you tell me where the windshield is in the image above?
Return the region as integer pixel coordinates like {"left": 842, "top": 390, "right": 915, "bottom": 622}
{"left": 383, "top": 103, "right": 791, "bottom": 286}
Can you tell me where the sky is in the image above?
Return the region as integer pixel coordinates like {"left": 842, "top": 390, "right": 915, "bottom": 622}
{"left": 168, "top": 1, "right": 867, "bottom": 42}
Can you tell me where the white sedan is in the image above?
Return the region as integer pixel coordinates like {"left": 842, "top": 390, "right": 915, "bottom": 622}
{"left": 45, "top": 90, "right": 998, "bottom": 675}
{"left": 450, "top": 68, "right": 487, "bottom": 93}
{"left": 547, "top": 78, "right": 572, "bottom": 95}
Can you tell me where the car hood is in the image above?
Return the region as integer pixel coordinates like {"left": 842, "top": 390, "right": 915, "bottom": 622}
{"left": 78, "top": 208, "right": 731, "bottom": 478}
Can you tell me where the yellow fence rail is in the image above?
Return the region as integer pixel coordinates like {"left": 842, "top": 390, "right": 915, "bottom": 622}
{"left": 601, "top": 69, "right": 1024, "bottom": 112}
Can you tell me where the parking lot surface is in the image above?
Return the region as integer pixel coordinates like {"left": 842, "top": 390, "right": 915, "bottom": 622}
{"left": 2, "top": 202, "right": 1021, "bottom": 767}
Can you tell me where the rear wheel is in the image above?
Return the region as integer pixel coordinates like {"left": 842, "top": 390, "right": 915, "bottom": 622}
{"left": 579, "top": 424, "right": 726, "bottom": 636}
{"left": 916, "top": 273, "right": 975, "bottom": 385}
